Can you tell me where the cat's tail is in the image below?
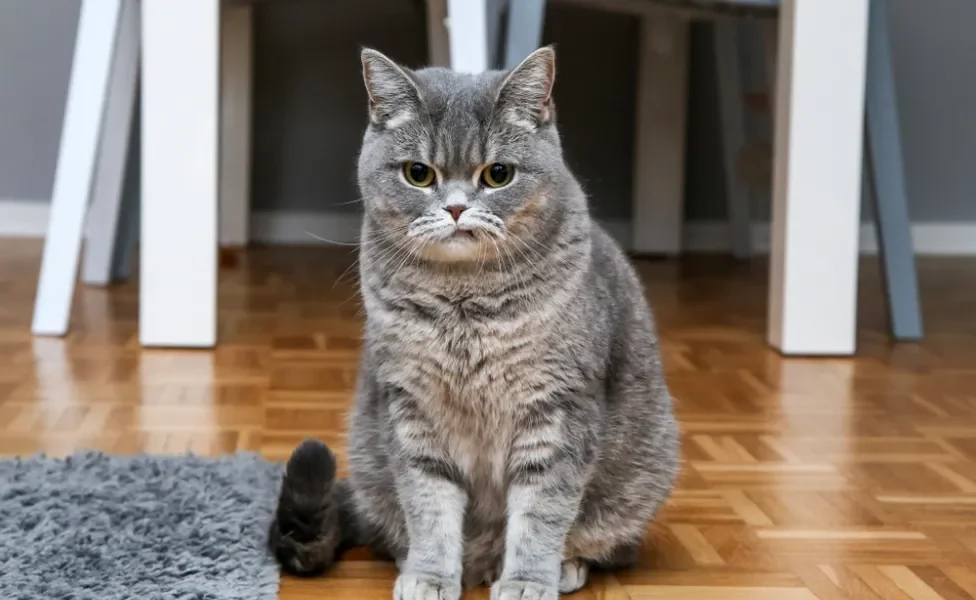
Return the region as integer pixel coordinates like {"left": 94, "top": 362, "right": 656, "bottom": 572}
{"left": 268, "top": 438, "right": 360, "bottom": 576}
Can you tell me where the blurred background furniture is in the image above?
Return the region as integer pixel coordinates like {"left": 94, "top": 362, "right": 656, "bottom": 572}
{"left": 32, "top": 0, "right": 225, "bottom": 347}
{"left": 32, "top": 0, "right": 130, "bottom": 338}
{"left": 496, "top": 0, "right": 923, "bottom": 350}
{"left": 31, "top": 0, "right": 921, "bottom": 356}
{"left": 32, "top": 0, "right": 456, "bottom": 349}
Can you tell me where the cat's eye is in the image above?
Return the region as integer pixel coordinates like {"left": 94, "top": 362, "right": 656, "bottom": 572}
{"left": 403, "top": 162, "right": 435, "bottom": 187}
{"left": 481, "top": 163, "right": 514, "bottom": 188}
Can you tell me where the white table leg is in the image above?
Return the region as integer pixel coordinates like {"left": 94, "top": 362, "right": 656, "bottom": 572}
{"left": 32, "top": 0, "right": 124, "bottom": 335}
{"left": 140, "top": 0, "right": 219, "bottom": 347}
{"left": 632, "top": 15, "right": 690, "bottom": 256}
{"left": 81, "top": 0, "right": 140, "bottom": 287}
{"left": 446, "top": 0, "right": 489, "bottom": 73}
{"left": 219, "top": 3, "right": 253, "bottom": 248}
{"left": 767, "top": 0, "right": 870, "bottom": 355}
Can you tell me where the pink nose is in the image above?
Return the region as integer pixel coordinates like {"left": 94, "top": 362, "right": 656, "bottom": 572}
{"left": 445, "top": 205, "right": 468, "bottom": 221}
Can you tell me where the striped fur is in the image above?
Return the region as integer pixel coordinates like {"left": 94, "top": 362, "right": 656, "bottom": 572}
{"left": 270, "top": 47, "right": 680, "bottom": 600}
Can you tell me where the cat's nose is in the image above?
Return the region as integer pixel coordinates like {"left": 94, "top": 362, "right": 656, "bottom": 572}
{"left": 445, "top": 205, "right": 468, "bottom": 222}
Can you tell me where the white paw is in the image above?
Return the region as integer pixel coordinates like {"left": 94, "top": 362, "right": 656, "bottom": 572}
{"left": 393, "top": 572, "right": 461, "bottom": 600}
{"left": 490, "top": 580, "right": 558, "bottom": 600}
{"left": 558, "top": 559, "right": 589, "bottom": 594}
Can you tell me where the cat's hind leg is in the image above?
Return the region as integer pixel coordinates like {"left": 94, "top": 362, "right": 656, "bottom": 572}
{"left": 558, "top": 539, "right": 640, "bottom": 594}
{"left": 558, "top": 558, "right": 589, "bottom": 594}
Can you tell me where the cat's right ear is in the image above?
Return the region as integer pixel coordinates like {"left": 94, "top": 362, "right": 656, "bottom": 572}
{"left": 494, "top": 46, "right": 556, "bottom": 130}
{"left": 361, "top": 48, "right": 422, "bottom": 129}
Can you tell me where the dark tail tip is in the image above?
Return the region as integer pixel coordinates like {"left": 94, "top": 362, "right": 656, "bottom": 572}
{"left": 284, "top": 438, "right": 338, "bottom": 490}
{"left": 269, "top": 438, "right": 343, "bottom": 576}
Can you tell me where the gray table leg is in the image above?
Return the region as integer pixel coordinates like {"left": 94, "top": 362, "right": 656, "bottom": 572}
{"left": 111, "top": 98, "right": 141, "bottom": 283}
{"left": 864, "top": 0, "right": 923, "bottom": 340}
{"left": 713, "top": 19, "right": 752, "bottom": 259}
{"left": 503, "top": 0, "right": 546, "bottom": 68}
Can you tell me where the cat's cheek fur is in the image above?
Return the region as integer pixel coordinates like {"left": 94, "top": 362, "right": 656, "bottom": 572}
{"left": 502, "top": 192, "right": 549, "bottom": 238}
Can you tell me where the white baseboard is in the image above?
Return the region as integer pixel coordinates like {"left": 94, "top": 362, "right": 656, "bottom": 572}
{"left": 248, "top": 210, "right": 637, "bottom": 248}
{"left": 867, "top": 223, "right": 976, "bottom": 256}
{"left": 5, "top": 200, "right": 976, "bottom": 256}
{"left": 0, "top": 199, "right": 51, "bottom": 237}
{"left": 681, "top": 221, "right": 976, "bottom": 256}
{"left": 250, "top": 210, "right": 363, "bottom": 245}
{"left": 250, "top": 211, "right": 976, "bottom": 257}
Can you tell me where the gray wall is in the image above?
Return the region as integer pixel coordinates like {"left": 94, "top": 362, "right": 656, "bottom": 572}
{"left": 1, "top": 0, "right": 974, "bottom": 224}
{"left": 250, "top": 0, "right": 639, "bottom": 221}
{"left": 684, "top": 0, "right": 976, "bottom": 222}
{"left": 887, "top": 0, "right": 976, "bottom": 221}
{"left": 0, "top": 0, "right": 79, "bottom": 203}
{"left": 251, "top": 0, "right": 430, "bottom": 214}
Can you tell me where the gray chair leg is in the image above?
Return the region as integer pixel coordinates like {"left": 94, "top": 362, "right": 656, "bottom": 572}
{"left": 864, "top": 0, "right": 923, "bottom": 340}
{"left": 111, "top": 99, "right": 141, "bottom": 283}
{"left": 713, "top": 19, "right": 752, "bottom": 259}
{"left": 503, "top": 0, "right": 546, "bottom": 69}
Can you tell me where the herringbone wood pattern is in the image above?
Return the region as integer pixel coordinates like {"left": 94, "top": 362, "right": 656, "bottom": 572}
{"left": 3, "top": 239, "right": 976, "bottom": 599}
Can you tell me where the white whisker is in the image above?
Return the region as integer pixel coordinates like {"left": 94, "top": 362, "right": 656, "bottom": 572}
{"left": 304, "top": 231, "right": 362, "bottom": 246}
{"left": 333, "top": 223, "right": 410, "bottom": 288}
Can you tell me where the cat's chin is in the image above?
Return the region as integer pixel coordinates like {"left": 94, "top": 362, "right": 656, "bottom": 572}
{"left": 414, "top": 235, "right": 493, "bottom": 263}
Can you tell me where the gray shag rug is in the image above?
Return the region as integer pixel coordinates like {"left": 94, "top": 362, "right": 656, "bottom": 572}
{"left": 0, "top": 451, "right": 284, "bottom": 600}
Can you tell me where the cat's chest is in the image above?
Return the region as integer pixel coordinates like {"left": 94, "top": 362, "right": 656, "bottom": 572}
{"left": 385, "top": 313, "right": 547, "bottom": 484}
{"left": 388, "top": 310, "right": 546, "bottom": 401}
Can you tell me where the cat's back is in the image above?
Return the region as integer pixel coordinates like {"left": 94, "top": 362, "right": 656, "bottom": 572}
{"left": 585, "top": 221, "right": 656, "bottom": 327}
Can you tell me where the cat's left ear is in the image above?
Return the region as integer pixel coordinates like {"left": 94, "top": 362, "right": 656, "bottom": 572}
{"left": 361, "top": 48, "right": 422, "bottom": 128}
{"left": 494, "top": 46, "right": 556, "bottom": 130}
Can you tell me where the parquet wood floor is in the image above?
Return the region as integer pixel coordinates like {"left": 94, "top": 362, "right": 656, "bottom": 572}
{"left": 3, "top": 239, "right": 976, "bottom": 599}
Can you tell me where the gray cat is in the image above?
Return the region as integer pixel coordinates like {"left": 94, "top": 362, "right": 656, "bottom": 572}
{"left": 269, "top": 46, "right": 680, "bottom": 600}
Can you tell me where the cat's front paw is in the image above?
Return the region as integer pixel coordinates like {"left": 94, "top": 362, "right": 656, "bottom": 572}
{"left": 490, "top": 580, "right": 558, "bottom": 600}
{"left": 393, "top": 572, "right": 461, "bottom": 600}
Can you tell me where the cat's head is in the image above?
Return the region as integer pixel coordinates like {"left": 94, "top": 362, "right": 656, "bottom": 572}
{"left": 356, "top": 47, "right": 568, "bottom": 263}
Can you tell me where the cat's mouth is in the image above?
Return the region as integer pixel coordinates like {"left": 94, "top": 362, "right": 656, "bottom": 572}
{"left": 413, "top": 226, "right": 500, "bottom": 262}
